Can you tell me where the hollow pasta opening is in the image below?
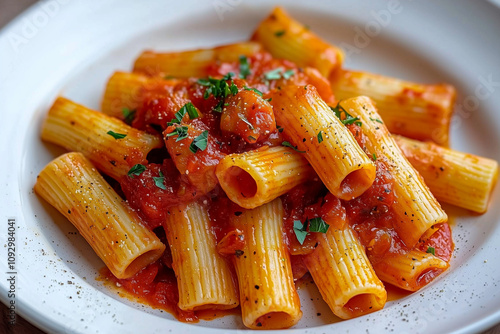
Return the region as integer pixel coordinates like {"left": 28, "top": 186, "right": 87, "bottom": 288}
{"left": 253, "top": 311, "right": 297, "bottom": 329}
{"left": 122, "top": 247, "right": 164, "bottom": 279}
{"left": 339, "top": 168, "right": 375, "bottom": 200}
{"left": 226, "top": 166, "right": 258, "bottom": 199}
{"left": 342, "top": 293, "right": 381, "bottom": 318}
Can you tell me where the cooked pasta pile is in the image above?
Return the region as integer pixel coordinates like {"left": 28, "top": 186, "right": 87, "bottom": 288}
{"left": 34, "top": 7, "right": 498, "bottom": 329}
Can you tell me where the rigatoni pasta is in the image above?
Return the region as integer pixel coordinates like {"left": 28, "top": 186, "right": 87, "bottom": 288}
{"left": 229, "top": 198, "right": 302, "bottom": 329}
{"left": 330, "top": 69, "right": 456, "bottom": 146}
{"left": 215, "top": 146, "right": 314, "bottom": 209}
{"left": 34, "top": 152, "right": 165, "bottom": 279}
{"left": 164, "top": 202, "right": 239, "bottom": 311}
{"left": 34, "top": 5, "right": 498, "bottom": 330}
{"left": 41, "top": 97, "right": 162, "bottom": 180}
{"left": 134, "top": 42, "right": 263, "bottom": 77}
{"left": 269, "top": 84, "right": 376, "bottom": 200}
{"left": 339, "top": 96, "right": 447, "bottom": 248}
{"left": 394, "top": 135, "right": 499, "bottom": 213}
{"left": 252, "top": 7, "right": 343, "bottom": 78}
{"left": 304, "top": 226, "right": 387, "bottom": 319}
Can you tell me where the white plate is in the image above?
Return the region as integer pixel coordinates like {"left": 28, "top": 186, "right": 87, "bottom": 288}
{"left": 1, "top": 1, "right": 500, "bottom": 333}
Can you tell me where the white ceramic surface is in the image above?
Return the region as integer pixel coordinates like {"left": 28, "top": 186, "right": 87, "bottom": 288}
{"left": 1, "top": 1, "right": 500, "bottom": 333}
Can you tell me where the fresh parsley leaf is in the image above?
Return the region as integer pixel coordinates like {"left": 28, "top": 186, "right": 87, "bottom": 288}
{"left": 308, "top": 217, "right": 330, "bottom": 233}
{"left": 185, "top": 102, "right": 199, "bottom": 119}
{"left": 153, "top": 171, "right": 167, "bottom": 190}
{"left": 426, "top": 246, "right": 436, "bottom": 256}
{"left": 282, "top": 141, "right": 306, "bottom": 153}
{"left": 370, "top": 117, "right": 383, "bottom": 124}
{"left": 166, "top": 125, "right": 189, "bottom": 142}
{"left": 317, "top": 131, "right": 323, "bottom": 143}
{"left": 189, "top": 130, "right": 209, "bottom": 153}
{"left": 127, "top": 164, "right": 146, "bottom": 178}
{"left": 264, "top": 68, "right": 283, "bottom": 81}
{"left": 274, "top": 30, "right": 286, "bottom": 37}
{"left": 107, "top": 131, "right": 127, "bottom": 139}
{"left": 168, "top": 102, "right": 199, "bottom": 126}
{"left": 330, "top": 104, "right": 362, "bottom": 126}
{"left": 243, "top": 86, "right": 263, "bottom": 97}
{"left": 239, "top": 55, "right": 251, "bottom": 79}
{"left": 372, "top": 153, "right": 377, "bottom": 161}
{"left": 293, "top": 220, "right": 308, "bottom": 245}
{"left": 266, "top": 97, "right": 272, "bottom": 102}
{"left": 122, "top": 108, "right": 136, "bottom": 124}
{"left": 264, "top": 68, "right": 295, "bottom": 81}
{"left": 197, "top": 75, "right": 238, "bottom": 112}
{"left": 283, "top": 69, "right": 295, "bottom": 79}
{"left": 238, "top": 115, "right": 254, "bottom": 130}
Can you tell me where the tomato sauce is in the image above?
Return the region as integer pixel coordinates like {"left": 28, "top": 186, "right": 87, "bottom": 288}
{"left": 103, "top": 49, "right": 453, "bottom": 322}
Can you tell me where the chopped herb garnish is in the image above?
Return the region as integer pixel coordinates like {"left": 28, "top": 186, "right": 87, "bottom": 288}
{"left": 197, "top": 73, "right": 238, "bottom": 112}
{"left": 294, "top": 218, "right": 329, "bottom": 244}
{"left": 293, "top": 220, "right": 309, "bottom": 245}
{"left": 189, "top": 130, "right": 209, "bottom": 153}
{"left": 164, "top": 75, "right": 176, "bottom": 79}
{"left": 283, "top": 69, "right": 295, "bottom": 79}
{"left": 277, "top": 125, "right": 284, "bottom": 133}
{"left": 166, "top": 125, "right": 189, "bottom": 142}
{"left": 239, "top": 55, "right": 251, "bottom": 79}
{"left": 426, "top": 246, "right": 436, "bottom": 256}
{"left": 248, "top": 135, "right": 257, "bottom": 141}
{"left": 127, "top": 164, "right": 146, "bottom": 178}
{"left": 282, "top": 141, "right": 306, "bottom": 153}
{"left": 122, "top": 108, "right": 136, "bottom": 124}
{"left": 153, "top": 171, "right": 167, "bottom": 190}
{"left": 370, "top": 117, "right": 383, "bottom": 124}
{"left": 239, "top": 115, "right": 254, "bottom": 130}
{"left": 266, "top": 97, "right": 272, "bottom": 102}
{"left": 264, "top": 68, "right": 282, "bottom": 81}
{"left": 243, "top": 86, "right": 263, "bottom": 97}
{"left": 107, "top": 131, "right": 127, "bottom": 139}
{"left": 274, "top": 30, "right": 286, "bottom": 37}
{"left": 372, "top": 153, "right": 377, "bottom": 161}
{"left": 330, "top": 104, "right": 362, "bottom": 126}
{"left": 308, "top": 217, "right": 330, "bottom": 233}
{"left": 317, "top": 131, "right": 323, "bottom": 143}
{"left": 168, "top": 102, "right": 198, "bottom": 126}
{"left": 263, "top": 68, "right": 296, "bottom": 82}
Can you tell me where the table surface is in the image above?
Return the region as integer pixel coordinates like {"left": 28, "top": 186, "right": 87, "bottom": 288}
{"left": 1, "top": 1, "right": 500, "bottom": 333}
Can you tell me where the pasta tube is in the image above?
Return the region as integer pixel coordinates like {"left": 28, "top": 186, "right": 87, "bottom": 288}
{"left": 231, "top": 198, "right": 302, "bottom": 329}
{"left": 372, "top": 249, "right": 449, "bottom": 292}
{"left": 269, "top": 84, "right": 376, "bottom": 200}
{"left": 34, "top": 152, "right": 165, "bottom": 279}
{"left": 340, "top": 96, "right": 447, "bottom": 247}
{"left": 394, "top": 135, "right": 499, "bottom": 213}
{"left": 252, "top": 7, "right": 343, "bottom": 78}
{"left": 164, "top": 202, "right": 239, "bottom": 311}
{"left": 101, "top": 71, "right": 178, "bottom": 119}
{"left": 304, "top": 227, "right": 387, "bottom": 319}
{"left": 331, "top": 69, "right": 456, "bottom": 146}
{"left": 215, "top": 146, "right": 315, "bottom": 209}
{"left": 41, "top": 97, "right": 162, "bottom": 180}
{"left": 134, "top": 42, "right": 263, "bottom": 77}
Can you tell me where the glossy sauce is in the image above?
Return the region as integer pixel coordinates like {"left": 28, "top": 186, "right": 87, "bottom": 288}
{"left": 102, "top": 50, "right": 453, "bottom": 322}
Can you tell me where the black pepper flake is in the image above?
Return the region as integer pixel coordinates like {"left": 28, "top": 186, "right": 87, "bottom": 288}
{"left": 234, "top": 211, "right": 243, "bottom": 216}
{"left": 255, "top": 285, "right": 260, "bottom": 290}
{"left": 110, "top": 160, "right": 116, "bottom": 166}
{"left": 317, "top": 313, "right": 321, "bottom": 316}
{"left": 257, "top": 322, "right": 262, "bottom": 327}
{"left": 235, "top": 250, "right": 244, "bottom": 258}
{"left": 67, "top": 210, "right": 71, "bottom": 214}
